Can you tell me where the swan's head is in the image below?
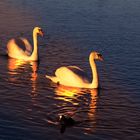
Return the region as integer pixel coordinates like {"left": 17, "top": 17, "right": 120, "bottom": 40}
{"left": 33, "top": 27, "right": 44, "bottom": 37}
{"left": 90, "top": 51, "right": 103, "bottom": 61}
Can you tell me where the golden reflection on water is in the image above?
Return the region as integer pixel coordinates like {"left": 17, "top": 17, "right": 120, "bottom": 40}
{"left": 55, "top": 85, "right": 83, "bottom": 104}
{"left": 55, "top": 85, "right": 98, "bottom": 133}
{"left": 30, "top": 61, "right": 38, "bottom": 96}
{"left": 7, "top": 58, "right": 38, "bottom": 95}
{"left": 8, "top": 59, "right": 26, "bottom": 71}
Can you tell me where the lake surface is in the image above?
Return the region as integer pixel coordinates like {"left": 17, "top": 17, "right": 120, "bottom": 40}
{"left": 0, "top": 0, "right": 140, "bottom": 139}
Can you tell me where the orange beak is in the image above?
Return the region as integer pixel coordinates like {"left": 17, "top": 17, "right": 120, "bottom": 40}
{"left": 98, "top": 53, "right": 104, "bottom": 61}
{"left": 99, "top": 55, "right": 104, "bottom": 61}
{"left": 39, "top": 30, "right": 44, "bottom": 37}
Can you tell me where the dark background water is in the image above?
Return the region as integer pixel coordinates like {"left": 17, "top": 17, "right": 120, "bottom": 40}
{"left": 0, "top": 0, "right": 140, "bottom": 139}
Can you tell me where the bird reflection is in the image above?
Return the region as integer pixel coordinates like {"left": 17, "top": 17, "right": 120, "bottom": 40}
{"left": 54, "top": 85, "right": 98, "bottom": 133}
{"left": 7, "top": 58, "right": 38, "bottom": 95}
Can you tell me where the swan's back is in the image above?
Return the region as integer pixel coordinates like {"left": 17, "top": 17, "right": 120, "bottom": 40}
{"left": 7, "top": 38, "right": 32, "bottom": 58}
{"left": 55, "top": 66, "right": 90, "bottom": 87}
{"left": 18, "top": 37, "right": 32, "bottom": 55}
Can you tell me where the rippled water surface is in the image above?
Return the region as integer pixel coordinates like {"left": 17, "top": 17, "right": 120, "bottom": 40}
{"left": 0, "top": 0, "right": 140, "bottom": 139}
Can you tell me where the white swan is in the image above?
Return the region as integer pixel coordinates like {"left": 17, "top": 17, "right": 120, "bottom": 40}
{"left": 46, "top": 51, "right": 103, "bottom": 89}
{"left": 7, "top": 27, "right": 44, "bottom": 61}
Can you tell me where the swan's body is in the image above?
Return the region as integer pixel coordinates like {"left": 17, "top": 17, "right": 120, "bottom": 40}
{"left": 7, "top": 27, "right": 44, "bottom": 61}
{"left": 46, "top": 51, "right": 103, "bottom": 89}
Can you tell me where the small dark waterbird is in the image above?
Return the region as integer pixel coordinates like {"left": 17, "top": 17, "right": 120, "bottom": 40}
{"left": 59, "top": 115, "right": 76, "bottom": 133}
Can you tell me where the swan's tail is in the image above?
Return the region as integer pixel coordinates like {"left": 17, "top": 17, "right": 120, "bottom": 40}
{"left": 45, "top": 74, "right": 52, "bottom": 80}
{"left": 46, "top": 75, "right": 59, "bottom": 83}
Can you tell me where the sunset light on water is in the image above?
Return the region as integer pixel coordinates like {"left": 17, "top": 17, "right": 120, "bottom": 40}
{"left": 0, "top": 0, "right": 140, "bottom": 139}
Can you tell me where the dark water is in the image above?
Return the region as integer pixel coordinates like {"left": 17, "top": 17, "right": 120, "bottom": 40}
{"left": 0, "top": 0, "right": 140, "bottom": 139}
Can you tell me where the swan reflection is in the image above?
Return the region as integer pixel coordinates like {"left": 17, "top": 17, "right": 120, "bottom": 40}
{"left": 7, "top": 58, "right": 38, "bottom": 95}
{"left": 54, "top": 85, "right": 98, "bottom": 133}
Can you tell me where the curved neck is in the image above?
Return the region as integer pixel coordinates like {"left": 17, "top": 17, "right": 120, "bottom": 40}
{"left": 89, "top": 56, "right": 98, "bottom": 88}
{"left": 30, "top": 31, "right": 38, "bottom": 61}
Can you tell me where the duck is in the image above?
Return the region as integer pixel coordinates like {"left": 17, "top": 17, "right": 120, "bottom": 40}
{"left": 7, "top": 27, "right": 44, "bottom": 61}
{"left": 59, "top": 115, "right": 76, "bottom": 126}
{"left": 59, "top": 115, "right": 76, "bottom": 133}
{"left": 46, "top": 51, "right": 103, "bottom": 89}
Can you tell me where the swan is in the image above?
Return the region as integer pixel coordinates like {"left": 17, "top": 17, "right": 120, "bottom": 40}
{"left": 46, "top": 51, "right": 103, "bottom": 89}
{"left": 7, "top": 27, "right": 44, "bottom": 61}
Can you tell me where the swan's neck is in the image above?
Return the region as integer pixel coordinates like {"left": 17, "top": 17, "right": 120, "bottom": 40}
{"left": 89, "top": 57, "right": 98, "bottom": 88}
{"left": 30, "top": 31, "right": 38, "bottom": 61}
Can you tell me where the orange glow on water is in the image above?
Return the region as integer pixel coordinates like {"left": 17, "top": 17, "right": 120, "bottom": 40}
{"left": 8, "top": 58, "right": 26, "bottom": 71}
{"left": 55, "top": 85, "right": 83, "bottom": 97}
{"left": 7, "top": 58, "right": 38, "bottom": 94}
{"left": 54, "top": 84, "right": 98, "bottom": 133}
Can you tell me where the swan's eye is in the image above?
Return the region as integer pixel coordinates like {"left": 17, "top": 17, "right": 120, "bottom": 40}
{"left": 39, "top": 28, "right": 42, "bottom": 32}
{"left": 98, "top": 53, "right": 102, "bottom": 57}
